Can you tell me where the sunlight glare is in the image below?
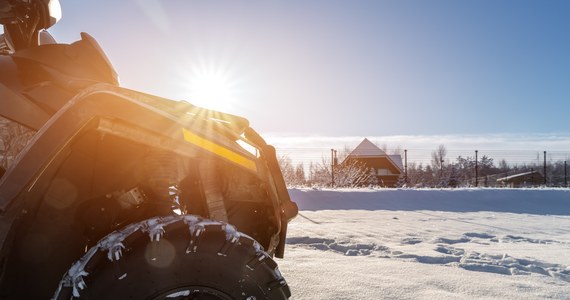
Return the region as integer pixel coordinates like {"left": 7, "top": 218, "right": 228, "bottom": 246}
{"left": 185, "top": 64, "right": 237, "bottom": 112}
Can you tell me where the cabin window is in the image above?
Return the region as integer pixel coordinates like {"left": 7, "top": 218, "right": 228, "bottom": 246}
{"left": 377, "top": 168, "right": 390, "bottom": 176}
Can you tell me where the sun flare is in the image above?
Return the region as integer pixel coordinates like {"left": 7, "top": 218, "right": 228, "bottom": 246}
{"left": 185, "top": 64, "right": 237, "bottom": 112}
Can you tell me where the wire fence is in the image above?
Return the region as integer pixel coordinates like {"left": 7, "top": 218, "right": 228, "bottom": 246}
{"left": 275, "top": 147, "right": 570, "bottom": 165}
{"left": 274, "top": 147, "right": 570, "bottom": 188}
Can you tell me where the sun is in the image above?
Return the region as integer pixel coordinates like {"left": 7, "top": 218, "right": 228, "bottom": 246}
{"left": 185, "top": 64, "right": 237, "bottom": 112}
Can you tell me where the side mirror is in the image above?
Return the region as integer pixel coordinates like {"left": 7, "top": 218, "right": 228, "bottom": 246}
{"left": 40, "top": 0, "right": 62, "bottom": 29}
{"left": 0, "top": 0, "right": 61, "bottom": 28}
{"left": 0, "top": 0, "right": 61, "bottom": 51}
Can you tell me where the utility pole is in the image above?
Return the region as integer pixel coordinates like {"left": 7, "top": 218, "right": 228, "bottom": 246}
{"left": 331, "top": 149, "right": 337, "bottom": 187}
{"left": 564, "top": 161, "right": 568, "bottom": 187}
{"left": 544, "top": 151, "right": 546, "bottom": 186}
{"left": 404, "top": 149, "right": 408, "bottom": 185}
{"left": 475, "top": 150, "right": 478, "bottom": 187}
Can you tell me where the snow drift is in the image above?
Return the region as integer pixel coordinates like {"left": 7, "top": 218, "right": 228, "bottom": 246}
{"left": 278, "top": 188, "right": 570, "bottom": 299}
{"left": 288, "top": 188, "right": 570, "bottom": 215}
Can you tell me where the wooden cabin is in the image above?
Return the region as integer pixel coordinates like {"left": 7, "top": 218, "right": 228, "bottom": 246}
{"left": 344, "top": 138, "right": 403, "bottom": 187}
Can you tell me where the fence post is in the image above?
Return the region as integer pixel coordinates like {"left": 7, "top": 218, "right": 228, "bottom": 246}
{"left": 543, "top": 151, "right": 547, "bottom": 186}
{"left": 404, "top": 149, "right": 408, "bottom": 185}
{"left": 564, "top": 161, "right": 568, "bottom": 187}
{"left": 331, "top": 149, "right": 335, "bottom": 187}
{"left": 475, "top": 150, "right": 478, "bottom": 187}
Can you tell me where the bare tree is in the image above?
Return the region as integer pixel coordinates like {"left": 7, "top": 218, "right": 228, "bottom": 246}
{"left": 305, "top": 147, "right": 376, "bottom": 188}
{"left": 334, "top": 158, "right": 375, "bottom": 187}
{"left": 278, "top": 155, "right": 307, "bottom": 187}
{"left": 278, "top": 155, "right": 295, "bottom": 185}
{"left": 294, "top": 163, "right": 306, "bottom": 186}
{"left": 308, "top": 159, "right": 331, "bottom": 187}
{"left": 431, "top": 144, "right": 447, "bottom": 184}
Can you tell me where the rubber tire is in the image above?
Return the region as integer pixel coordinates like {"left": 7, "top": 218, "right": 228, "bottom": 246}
{"left": 53, "top": 215, "right": 291, "bottom": 299}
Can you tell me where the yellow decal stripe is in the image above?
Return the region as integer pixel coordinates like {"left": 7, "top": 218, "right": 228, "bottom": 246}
{"left": 182, "top": 128, "right": 257, "bottom": 172}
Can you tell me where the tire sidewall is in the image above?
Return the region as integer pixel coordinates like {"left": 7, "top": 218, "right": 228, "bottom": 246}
{"left": 72, "top": 219, "right": 285, "bottom": 299}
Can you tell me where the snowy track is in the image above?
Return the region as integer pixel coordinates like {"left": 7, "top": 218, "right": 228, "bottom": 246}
{"left": 278, "top": 188, "right": 570, "bottom": 299}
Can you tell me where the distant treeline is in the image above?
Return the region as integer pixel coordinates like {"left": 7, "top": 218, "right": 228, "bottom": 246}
{"left": 278, "top": 144, "right": 570, "bottom": 188}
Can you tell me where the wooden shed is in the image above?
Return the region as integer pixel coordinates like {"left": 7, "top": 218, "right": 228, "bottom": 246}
{"left": 344, "top": 138, "right": 403, "bottom": 187}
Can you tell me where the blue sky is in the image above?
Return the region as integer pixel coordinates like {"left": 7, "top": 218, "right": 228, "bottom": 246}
{"left": 47, "top": 0, "right": 569, "bottom": 137}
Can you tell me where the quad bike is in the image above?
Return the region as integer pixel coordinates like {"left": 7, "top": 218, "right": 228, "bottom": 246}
{"left": 0, "top": 0, "right": 297, "bottom": 298}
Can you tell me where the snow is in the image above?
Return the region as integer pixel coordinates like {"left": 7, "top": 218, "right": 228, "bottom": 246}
{"left": 166, "top": 290, "right": 191, "bottom": 298}
{"left": 349, "top": 138, "right": 387, "bottom": 157}
{"left": 278, "top": 188, "right": 570, "bottom": 299}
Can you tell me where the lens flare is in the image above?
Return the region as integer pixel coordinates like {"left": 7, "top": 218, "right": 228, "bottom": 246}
{"left": 185, "top": 63, "right": 237, "bottom": 112}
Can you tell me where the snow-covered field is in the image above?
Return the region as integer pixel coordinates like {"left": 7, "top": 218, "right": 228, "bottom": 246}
{"left": 277, "top": 188, "right": 570, "bottom": 299}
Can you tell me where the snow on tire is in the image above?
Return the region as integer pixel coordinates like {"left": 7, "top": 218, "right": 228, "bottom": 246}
{"left": 52, "top": 215, "right": 291, "bottom": 299}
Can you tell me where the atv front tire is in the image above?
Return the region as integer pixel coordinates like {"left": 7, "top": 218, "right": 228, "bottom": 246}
{"left": 53, "top": 215, "right": 291, "bottom": 299}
